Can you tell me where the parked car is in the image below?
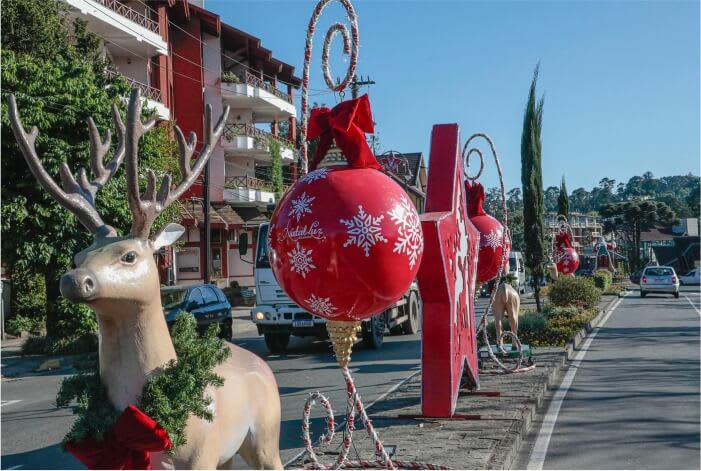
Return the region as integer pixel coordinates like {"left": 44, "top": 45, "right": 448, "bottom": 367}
{"left": 640, "top": 266, "right": 680, "bottom": 298}
{"left": 575, "top": 268, "right": 593, "bottom": 277}
{"left": 679, "top": 268, "right": 700, "bottom": 285}
{"left": 161, "top": 284, "right": 233, "bottom": 339}
{"left": 629, "top": 270, "right": 641, "bottom": 285}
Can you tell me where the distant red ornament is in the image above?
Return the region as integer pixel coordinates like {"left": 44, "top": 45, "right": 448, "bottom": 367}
{"left": 269, "top": 96, "right": 423, "bottom": 322}
{"left": 465, "top": 181, "right": 509, "bottom": 283}
{"left": 554, "top": 232, "right": 580, "bottom": 275}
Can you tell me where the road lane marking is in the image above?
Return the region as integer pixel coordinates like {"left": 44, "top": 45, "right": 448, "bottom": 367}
{"left": 682, "top": 295, "right": 701, "bottom": 315}
{"left": 0, "top": 400, "right": 22, "bottom": 408}
{"left": 527, "top": 295, "right": 626, "bottom": 470}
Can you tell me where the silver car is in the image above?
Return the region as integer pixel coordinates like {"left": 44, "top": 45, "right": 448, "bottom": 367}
{"left": 640, "top": 266, "right": 680, "bottom": 298}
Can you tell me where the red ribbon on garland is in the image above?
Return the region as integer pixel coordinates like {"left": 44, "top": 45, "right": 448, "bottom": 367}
{"left": 307, "top": 94, "right": 380, "bottom": 172}
{"left": 465, "top": 181, "right": 487, "bottom": 217}
{"left": 65, "top": 405, "right": 172, "bottom": 470}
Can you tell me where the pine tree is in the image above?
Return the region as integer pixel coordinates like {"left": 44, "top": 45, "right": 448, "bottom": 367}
{"left": 520, "top": 64, "right": 546, "bottom": 311}
{"left": 558, "top": 175, "right": 569, "bottom": 219}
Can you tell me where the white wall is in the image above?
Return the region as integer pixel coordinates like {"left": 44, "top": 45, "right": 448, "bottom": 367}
{"left": 112, "top": 56, "right": 149, "bottom": 84}
{"left": 202, "top": 32, "right": 224, "bottom": 201}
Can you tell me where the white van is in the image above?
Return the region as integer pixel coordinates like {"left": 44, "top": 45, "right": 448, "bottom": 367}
{"left": 508, "top": 251, "right": 526, "bottom": 293}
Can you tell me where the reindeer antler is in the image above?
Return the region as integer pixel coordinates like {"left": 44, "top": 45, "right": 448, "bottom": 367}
{"left": 7, "top": 94, "right": 126, "bottom": 237}
{"left": 124, "top": 89, "right": 229, "bottom": 239}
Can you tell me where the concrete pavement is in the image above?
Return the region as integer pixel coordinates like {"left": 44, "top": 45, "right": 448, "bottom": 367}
{"left": 518, "top": 286, "right": 700, "bottom": 469}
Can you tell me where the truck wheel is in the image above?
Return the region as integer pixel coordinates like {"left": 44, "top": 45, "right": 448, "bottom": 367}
{"left": 218, "top": 318, "right": 233, "bottom": 341}
{"left": 389, "top": 307, "right": 404, "bottom": 335}
{"left": 362, "top": 315, "right": 385, "bottom": 349}
{"left": 401, "top": 292, "right": 420, "bottom": 335}
{"left": 264, "top": 333, "right": 290, "bottom": 353}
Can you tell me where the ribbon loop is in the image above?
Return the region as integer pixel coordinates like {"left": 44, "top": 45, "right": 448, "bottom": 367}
{"left": 465, "top": 181, "right": 487, "bottom": 217}
{"left": 307, "top": 94, "right": 380, "bottom": 172}
{"left": 66, "top": 405, "right": 172, "bottom": 470}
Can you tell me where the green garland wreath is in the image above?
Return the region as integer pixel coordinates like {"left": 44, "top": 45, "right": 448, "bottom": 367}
{"left": 56, "top": 312, "right": 231, "bottom": 451}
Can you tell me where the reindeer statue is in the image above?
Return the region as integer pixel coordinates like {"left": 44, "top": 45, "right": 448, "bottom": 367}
{"left": 8, "top": 90, "right": 283, "bottom": 470}
{"left": 491, "top": 282, "right": 520, "bottom": 353}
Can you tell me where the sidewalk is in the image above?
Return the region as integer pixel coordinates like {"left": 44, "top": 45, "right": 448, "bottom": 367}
{"left": 291, "top": 296, "right": 622, "bottom": 470}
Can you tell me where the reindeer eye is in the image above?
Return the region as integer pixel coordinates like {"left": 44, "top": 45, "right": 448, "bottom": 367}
{"left": 121, "top": 251, "right": 137, "bottom": 264}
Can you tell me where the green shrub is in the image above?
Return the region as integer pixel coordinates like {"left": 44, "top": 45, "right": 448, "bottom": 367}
{"left": 548, "top": 276, "right": 601, "bottom": 309}
{"left": 53, "top": 298, "right": 97, "bottom": 338}
{"left": 6, "top": 314, "right": 44, "bottom": 335}
{"left": 592, "top": 270, "right": 612, "bottom": 291}
{"left": 22, "top": 332, "right": 98, "bottom": 356}
{"left": 486, "top": 305, "right": 597, "bottom": 347}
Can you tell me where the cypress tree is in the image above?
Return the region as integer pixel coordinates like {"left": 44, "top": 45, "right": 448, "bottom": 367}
{"left": 520, "top": 64, "right": 546, "bottom": 311}
{"left": 558, "top": 175, "right": 569, "bottom": 219}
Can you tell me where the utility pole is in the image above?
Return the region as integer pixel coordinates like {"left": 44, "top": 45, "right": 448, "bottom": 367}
{"left": 350, "top": 74, "right": 375, "bottom": 99}
{"left": 203, "top": 160, "right": 212, "bottom": 284}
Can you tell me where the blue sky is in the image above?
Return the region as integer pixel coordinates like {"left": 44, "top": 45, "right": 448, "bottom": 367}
{"left": 206, "top": 0, "right": 700, "bottom": 191}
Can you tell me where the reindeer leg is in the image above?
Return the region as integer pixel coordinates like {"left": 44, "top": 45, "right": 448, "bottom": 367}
{"left": 238, "top": 432, "right": 283, "bottom": 470}
{"left": 493, "top": 307, "right": 507, "bottom": 354}
{"left": 510, "top": 290, "right": 521, "bottom": 349}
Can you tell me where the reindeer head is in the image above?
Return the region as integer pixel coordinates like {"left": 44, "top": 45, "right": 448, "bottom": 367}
{"left": 8, "top": 89, "right": 229, "bottom": 314}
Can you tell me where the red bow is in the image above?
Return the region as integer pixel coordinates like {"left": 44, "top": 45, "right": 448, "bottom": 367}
{"left": 465, "top": 181, "right": 487, "bottom": 217}
{"left": 555, "top": 232, "right": 573, "bottom": 249}
{"left": 307, "top": 94, "right": 380, "bottom": 172}
{"left": 65, "top": 405, "right": 172, "bottom": 470}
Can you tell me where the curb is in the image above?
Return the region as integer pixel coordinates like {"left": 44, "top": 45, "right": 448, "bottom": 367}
{"left": 494, "top": 294, "right": 624, "bottom": 470}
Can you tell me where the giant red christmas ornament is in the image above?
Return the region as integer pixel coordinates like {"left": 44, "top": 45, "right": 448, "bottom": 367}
{"left": 554, "top": 232, "right": 580, "bottom": 275}
{"left": 269, "top": 95, "right": 423, "bottom": 323}
{"left": 465, "top": 181, "right": 509, "bottom": 283}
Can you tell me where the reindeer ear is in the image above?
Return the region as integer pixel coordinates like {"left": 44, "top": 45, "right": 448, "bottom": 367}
{"left": 152, "top": 223, "right": 185, "bottom": 250}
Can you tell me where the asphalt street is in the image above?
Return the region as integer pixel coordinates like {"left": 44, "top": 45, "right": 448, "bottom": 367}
{"left": 518, "top": 286, "right": 700, "bottom": 470}
{"left": 3, "top": 299, "right": 498, "bottom": 469}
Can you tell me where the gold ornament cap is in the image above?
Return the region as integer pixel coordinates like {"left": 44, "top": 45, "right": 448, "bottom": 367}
{"left": 326, "top": 320, "right": 361, "bottom": 367}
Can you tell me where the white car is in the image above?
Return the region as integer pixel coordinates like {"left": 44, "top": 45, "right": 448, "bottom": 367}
{"left": 640, "top": 266, "right": 680, "bottom": 298}
{"left": 679, "top": 268, "right": 701, "bottom": 285}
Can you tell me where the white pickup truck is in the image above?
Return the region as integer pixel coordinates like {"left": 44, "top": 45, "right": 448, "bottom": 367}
{"left": 241, "top": 223, "right": 421, "bottom": 353}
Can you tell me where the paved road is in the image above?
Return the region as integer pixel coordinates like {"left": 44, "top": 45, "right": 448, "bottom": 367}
{"left": 1, "top": 296, "right": 501, "bottom": 469}
{"left": 0, "top": 310, "right": 429, "bottom": 469}
{"left": 521, "top": 286, "right": 700, "bottom": 469}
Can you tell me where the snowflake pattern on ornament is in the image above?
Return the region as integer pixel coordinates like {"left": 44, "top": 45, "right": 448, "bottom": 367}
{"left": 287, "top": 243, "right": 316, "bottom": 278}
{"left": 304, "top": 294, "right": 338, "bottom": 317}
{"left": 480, "top": 228, "right": 503, "bottom": 250}
{"left": 340, "top": 205, "right": 388, "bottom": 257}
{"left": 388, "top": 196, "right": 424, "bottom": 269}
{"left": 289, "top": 192, "right": 315, "bottom": 222}
{"left": 299, "top": 167, "right": 331, "bottom": 184}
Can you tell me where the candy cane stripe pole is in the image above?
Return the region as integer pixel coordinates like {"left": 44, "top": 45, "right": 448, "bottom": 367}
{"left": 300, "top": 0, "right": 359, "bottom": 175}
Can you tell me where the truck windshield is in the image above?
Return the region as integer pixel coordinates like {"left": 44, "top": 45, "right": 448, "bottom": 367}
{"left": 161, "top": 289, "right": 187, "bottom": 310}
{"left": 509, "top": 257, "right": 517, "bottom": 272}
{"left": 256, "top": 225, "right": 271, "bottom": 269}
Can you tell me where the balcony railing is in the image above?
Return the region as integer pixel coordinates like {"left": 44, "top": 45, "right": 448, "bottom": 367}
{"left": 223, "top": 123, "right": 294, "bottom": 149}
{"left": 221, "top": 70, "right": 293, "bottom": 104}
{"left": 105, "top": 70, "right": 163, "bottom": 103}
{"left": 224, "top": 175, "right": 291, "bottom": 193}
{"left": 95, "top": 0, "right": 160, "bottom": 35}
{"left": 225, "top": 175, "right": 273, "bottom": 192}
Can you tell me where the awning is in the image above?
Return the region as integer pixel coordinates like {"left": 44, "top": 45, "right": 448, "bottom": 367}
{"left": 177, "top": 201, "right": 228, "bottom": 229}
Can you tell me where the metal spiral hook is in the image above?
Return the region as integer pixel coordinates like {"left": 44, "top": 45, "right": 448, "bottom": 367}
{"left": 300, "top": 0, "right": 360, "bottom": 175}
